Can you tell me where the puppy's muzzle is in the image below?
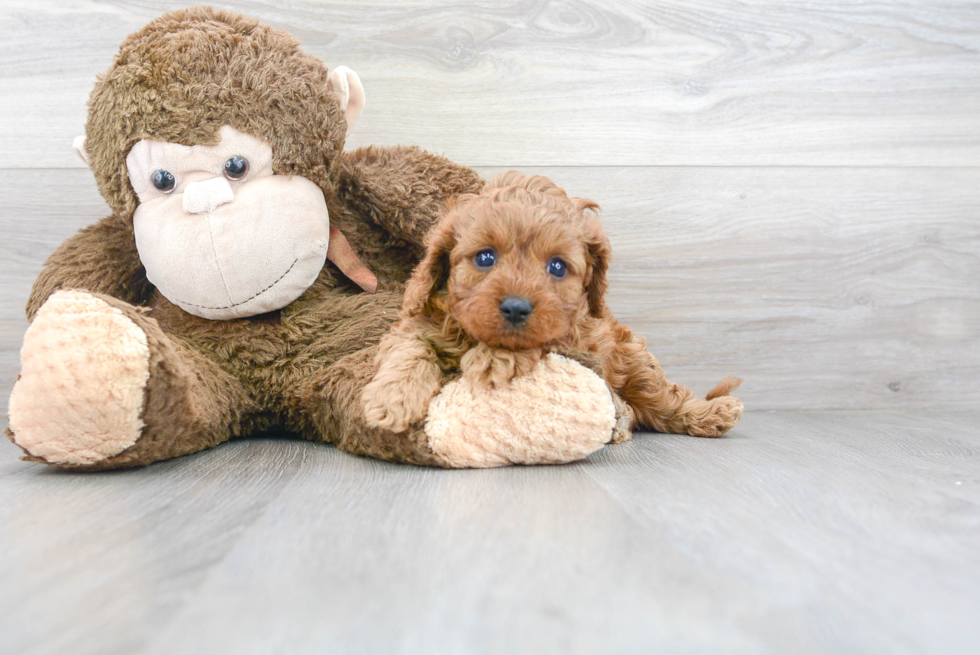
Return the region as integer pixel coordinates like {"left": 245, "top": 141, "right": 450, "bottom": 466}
{"left": 499, "top": 296, "right": 533, "bottom": 327}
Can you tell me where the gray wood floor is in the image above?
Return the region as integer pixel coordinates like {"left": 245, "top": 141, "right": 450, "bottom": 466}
{"left": 3, "top": 2, "right": 980, "bottom": 653}
{"left": 2, "top": 409, "right": 978, "bottom": 655}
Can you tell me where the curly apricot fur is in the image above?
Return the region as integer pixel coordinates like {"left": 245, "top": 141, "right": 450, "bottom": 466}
{"left": 363, "top": 172, "right": 743, "bottom": 437}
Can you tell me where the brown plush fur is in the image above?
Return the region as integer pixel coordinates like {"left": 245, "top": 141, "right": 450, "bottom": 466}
{"left": 10, "top": 7, "right": 484, "bottom": 469}
{"left": 363, "top": 172, "right": 743, "bottom": 437}
{"left": 86, "top": 8, "right": 346, "bottom": 219}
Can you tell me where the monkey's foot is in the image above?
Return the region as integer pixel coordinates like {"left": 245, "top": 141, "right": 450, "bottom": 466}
{"left": 423, "top": 354, "right": 616, "bottom": 467}
{"left": 7, "top": 290, "right": 151, "bottom": 466}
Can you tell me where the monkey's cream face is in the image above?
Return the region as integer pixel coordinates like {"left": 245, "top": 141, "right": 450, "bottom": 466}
{"left": 126, "top": 125, "right": 330, "bottom": 320}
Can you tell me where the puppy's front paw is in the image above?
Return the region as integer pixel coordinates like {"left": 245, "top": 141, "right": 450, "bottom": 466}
{"left": 360, "top": 382, "right": 416, "bottom": 433}
{"left": 610, "top": 392, "right": 635, "bottom": 444}
{"left": 685, "top": 396, "right": 743, "bottom": 437}
{"left": 460, "top": 344, "right": 541, "bottom": 388}
{"left": 361, "top": 377, "right": 439, "bottom": 433}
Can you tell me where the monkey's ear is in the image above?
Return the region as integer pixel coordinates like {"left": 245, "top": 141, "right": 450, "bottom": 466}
{"left": 327, "top": 66, "right": 366, "bottom": 135}
{"left": 401, "top": 211, "right": 459, "bottom": 318}
{"left": 72, "top": 135, "right": 90, "bottom": 166}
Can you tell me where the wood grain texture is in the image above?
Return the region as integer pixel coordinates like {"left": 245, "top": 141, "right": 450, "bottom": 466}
{"left": 3, "top": 167, "right": 976, "bottom": 410}
{"left": 1, "top": 1, "right": 979, "bottom": 167}
{"left": 1, "top": 410, "right": 978, "bottom": 654}
{"left": 0, "top": 437, "right": 310, "bottom": 655}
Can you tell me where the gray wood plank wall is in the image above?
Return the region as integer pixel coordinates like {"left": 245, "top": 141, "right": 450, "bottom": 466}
{"left": 1, "top": 1, "right": 978, "bottom": 410}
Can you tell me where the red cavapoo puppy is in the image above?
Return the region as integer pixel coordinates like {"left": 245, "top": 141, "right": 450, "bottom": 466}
{"left": 362, "top": 172, "right": 743, "bottom": 441}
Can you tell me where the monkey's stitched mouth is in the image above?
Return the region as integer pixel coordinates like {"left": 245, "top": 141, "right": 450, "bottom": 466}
{"left": 168, "top": 258, "right": 300, "bottom": 310}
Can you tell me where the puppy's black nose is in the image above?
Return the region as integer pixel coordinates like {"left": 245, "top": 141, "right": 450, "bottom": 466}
{"left": 499, "top": 296, "right": 533, "bottom": 326}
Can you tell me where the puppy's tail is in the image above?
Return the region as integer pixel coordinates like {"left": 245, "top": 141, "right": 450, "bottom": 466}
{"left": 705, "top": 376, "right": 742, "bottom": 400}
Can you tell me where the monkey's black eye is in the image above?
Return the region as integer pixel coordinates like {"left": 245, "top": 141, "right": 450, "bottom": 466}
{"left": 473, "top": 248, "right": 497, "bottom": 270}
{"left": 547, "top": 257, "right": 568, "bottom": 279}
{"left": 152, "top": 170, "right": 176, "bottom": 193}
{"left": 223, "top": 156, "right": 249, "bottom": 180}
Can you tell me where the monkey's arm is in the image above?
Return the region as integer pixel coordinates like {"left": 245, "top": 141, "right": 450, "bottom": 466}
{"left": 330, "top": 146, "right": 483, "bottom": 272}
{"left": 27, "top": 214, "right": 151, "bottom": 320}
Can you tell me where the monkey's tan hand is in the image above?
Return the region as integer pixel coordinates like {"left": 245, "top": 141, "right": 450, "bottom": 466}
{"left": 423, "top": 353, "right": 617, "bottom": 467}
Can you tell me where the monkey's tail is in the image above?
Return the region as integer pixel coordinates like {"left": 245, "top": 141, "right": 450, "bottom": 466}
{"left": 705, "top": 376, "right": 742, "bottom": 400}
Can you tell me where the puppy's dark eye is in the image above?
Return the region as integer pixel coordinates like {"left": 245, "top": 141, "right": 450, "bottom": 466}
{"left": 152, "top": 170, "right": 176, "bottom": 193}
{"left": 547, "top": 257, "right": 568, "bottom": 279}
{"left": 224, "top": 156, "right": 249, "bottom": 180}
{"left": 474, "top": 248, "right": 497, "bottom": 270}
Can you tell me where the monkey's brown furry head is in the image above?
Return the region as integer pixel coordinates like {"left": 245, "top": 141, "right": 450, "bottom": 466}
{"left": 85, "top": 6, "right": 349, "bottom": 217}
{"left": 403, "top": 172, "right": 611, "bottom": 351}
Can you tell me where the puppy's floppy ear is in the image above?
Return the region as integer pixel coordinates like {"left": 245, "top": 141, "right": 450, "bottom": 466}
{"left": 578, "top": 200, "right": 611, "bottom": 318}
{"left": 402, "top": 206, "right": 460, "bottom": 317}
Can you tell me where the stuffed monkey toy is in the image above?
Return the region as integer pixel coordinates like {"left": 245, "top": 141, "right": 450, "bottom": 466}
{"left": 6, "top": 7, "right": 620, "bottom": 470}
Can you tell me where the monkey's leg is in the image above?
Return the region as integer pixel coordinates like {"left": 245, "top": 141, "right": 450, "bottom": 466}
{"left": 291, "top": 346, "right": 448, "bottom": 466}
{"left": 290, "top": 345, "right": 619, "bottom": 468}
{"left": 606, "top": 324, "right": 743, "bottom": 437}
{"left": 7, "top": 290, "right": 254, "bottom": 470}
